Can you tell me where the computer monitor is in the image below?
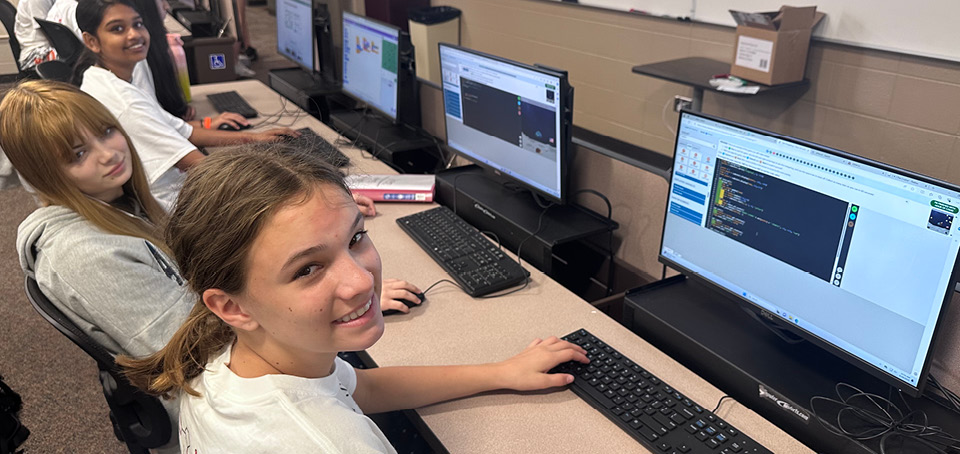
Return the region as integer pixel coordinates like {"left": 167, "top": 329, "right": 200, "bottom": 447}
{"left": 660, "top": 110, "right": 960, "bottom": 396}
{"left": 341, "top": 11, "right": 402, "bottom": 121}
{"left": 439, "top": 44, "right": 573, "bottom": 204}
{"left": 275, "top": 0, "right": 316, "bottom": 72}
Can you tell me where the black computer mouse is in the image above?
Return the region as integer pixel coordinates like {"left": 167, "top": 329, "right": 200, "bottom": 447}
{"left": 217, "top": 122, "right": 251, "bottom": 131}
{"left": 383, "top": 292, "right": 426, "bottom": 316}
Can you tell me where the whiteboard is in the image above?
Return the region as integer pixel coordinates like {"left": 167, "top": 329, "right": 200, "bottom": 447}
{"left": 564, "top": 0, "right": 960, "bottom": 63}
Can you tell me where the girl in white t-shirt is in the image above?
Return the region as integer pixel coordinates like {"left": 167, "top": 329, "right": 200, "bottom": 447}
{"left": 73, "top": 0, "right": 299, "bottom": 210}
{"left": 121, "top": 146, "right": 589, "bottom": 453}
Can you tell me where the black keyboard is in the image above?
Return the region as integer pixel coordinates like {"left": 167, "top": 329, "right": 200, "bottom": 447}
{"left": 283, "top": 127, "right": 350, "bottom": 168}
{"left": 207, "top": 91, "right": 258, "bottom": 118}
{"left": 396, "top": 206, "right": 529, "bottom": 297}
{"left": 552, "top": 329, "right": 772, "bottom": 454}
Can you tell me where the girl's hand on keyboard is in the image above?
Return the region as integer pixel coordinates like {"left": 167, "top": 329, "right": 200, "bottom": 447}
{"left": 250, "top": 127, "right": 300, "bottom": 143}
{"left": 495, "top": 337, "right": 589, "bottom": 391}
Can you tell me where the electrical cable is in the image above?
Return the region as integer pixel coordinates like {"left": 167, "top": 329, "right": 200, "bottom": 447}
{"left": 927, "top": 375, "right": 960, "bottom": 412}
{"left": 662, "top": 97, "right": 677, "bottom": 137}
{"left": 712, "top": 395, "right": 732, "bottom": 413}
{"left": 573, "top": 188, "right": 616, "bottom": 296}
{"left": 810, "top": 383, "right": 960, "bottom": 454}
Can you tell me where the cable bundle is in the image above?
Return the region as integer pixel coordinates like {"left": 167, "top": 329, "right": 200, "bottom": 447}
{"left": 811, "top": 383, "right": 959, "bottom": 454}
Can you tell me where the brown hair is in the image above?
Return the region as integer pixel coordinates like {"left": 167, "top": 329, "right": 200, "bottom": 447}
{"left": 0, "top": 80, "right": 166, "bottom": 247}
{"left": 119, "top": 144, "right": 350, "bottom": 398}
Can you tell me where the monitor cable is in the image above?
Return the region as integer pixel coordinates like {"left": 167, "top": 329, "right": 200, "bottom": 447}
{"left": 926, "top": 375, "right": 960, "bottom": 413}
{"left": 712, "top": 395, "right": 733, "bottom": 413}
{"left": 574, "top": 188, "right": 616, "bottom": 296}
{"left": 810, "top": 383, "right": 960, "bottom": 454}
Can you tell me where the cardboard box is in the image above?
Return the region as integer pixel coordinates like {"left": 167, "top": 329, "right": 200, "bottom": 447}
{"left": 729, "top": 6, "right": 825, "bottom": 86}
{"left": 183, "top": 36, "right": 237, "bottom": 84}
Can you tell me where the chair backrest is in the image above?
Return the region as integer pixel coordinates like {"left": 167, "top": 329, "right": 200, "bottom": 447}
{"left": 33, "top": 18, "right": 83, "bottom": 67}
{"left": 0, "top": 0, "right": 20, "bottom": 63}
{"left": 23, "top": 275, "right": 171, "bottom": 454}
{"left": 35, "top": 59, "right": 72, "bottom": 82}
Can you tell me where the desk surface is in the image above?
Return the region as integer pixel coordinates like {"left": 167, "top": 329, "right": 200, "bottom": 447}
{"left": 190, "top": 80, "right": 812, "bottom": 454}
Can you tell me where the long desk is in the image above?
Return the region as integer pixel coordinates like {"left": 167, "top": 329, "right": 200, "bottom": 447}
{"left": 190, "top": 80, "right": 813, "bottom": 454}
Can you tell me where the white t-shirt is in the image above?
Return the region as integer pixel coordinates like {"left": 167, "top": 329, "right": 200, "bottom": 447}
{"left": 44, "top": 0, "right": 78, "bottom": 36}
{"left": 14, "top": 0, "right": 55, "bottom": 68}
{"left": 80, "top": 66, "right": 194, "bottom": 211}
{"left": 178, "top": 345, "right": 396, "bottom": 454}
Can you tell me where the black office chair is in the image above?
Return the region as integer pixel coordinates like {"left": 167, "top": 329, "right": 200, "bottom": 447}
{"left": 0, "top": 0, "right": 36, "bottom": 79}
{"left": 35, "top": 59, "right": 71, "bottom": 81}
{"left": 34, "top": 18, "right": 84, "bottom": 68}
{"left": 23, "top": 275, "right": 171, "bottom": 454}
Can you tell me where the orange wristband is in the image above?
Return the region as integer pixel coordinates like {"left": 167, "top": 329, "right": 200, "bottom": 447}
{"left": 203, "top": 117, "right": 212, "bottom": 129}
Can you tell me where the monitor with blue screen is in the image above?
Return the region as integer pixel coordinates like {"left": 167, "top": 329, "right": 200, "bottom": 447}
{"left": 660, "top": 110, "right": 960, "bottom": 395}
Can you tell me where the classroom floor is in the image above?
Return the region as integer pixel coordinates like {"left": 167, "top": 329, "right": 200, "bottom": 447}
{"left": 0, "top": 3, "right": 285, "bottom": 451}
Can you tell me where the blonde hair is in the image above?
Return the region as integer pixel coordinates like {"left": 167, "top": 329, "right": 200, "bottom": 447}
{"left": 0, "top": 80, "right": 167, "bottom": 247}
{"left": 120, "top": 145, "right": 350, "bottom": 398}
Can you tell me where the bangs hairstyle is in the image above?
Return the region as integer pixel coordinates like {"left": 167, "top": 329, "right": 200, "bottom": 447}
{"left": 0, "top": 80, "right": 167, "bottom": 249}
{"left": 120, "top": 144, "right": 351, "bottom": 398}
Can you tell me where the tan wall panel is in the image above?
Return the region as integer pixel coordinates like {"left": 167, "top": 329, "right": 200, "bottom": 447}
{"left": 887, "top": 76, "right": 960, "bottom": 134}
{"left": 878, "top": 124, "right": 957, "bottom": 182}
{"left": 823, "top": 65, "right": 896, "bottom": 117}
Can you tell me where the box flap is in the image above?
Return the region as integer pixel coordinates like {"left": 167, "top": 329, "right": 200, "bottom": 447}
{"left": 729, "top": 10, "right": 778, "bottom": 30}
{"left": 775, "top": 6, "right": 819, "bottom": 30}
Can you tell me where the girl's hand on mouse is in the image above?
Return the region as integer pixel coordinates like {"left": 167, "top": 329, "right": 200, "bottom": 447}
{"left": 491, "top": 337, "right": 589, "bottom": 391}
{"left": 209, "top": 112, "right": 248, "bottom": 130}
{"left": 353, "top": 193, "right": 377, "bottom": 217}
{"left": 380, "top": 279, "right": 422, "bottom": 314}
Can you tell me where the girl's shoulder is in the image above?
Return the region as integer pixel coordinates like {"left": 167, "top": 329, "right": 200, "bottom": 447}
{"left": 17, "top": 205, "right": 157, "bottom": 270}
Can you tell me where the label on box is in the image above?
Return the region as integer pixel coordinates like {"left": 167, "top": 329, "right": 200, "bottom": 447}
{"left": 735, "top": 36, "right": 773, "bottom": 73}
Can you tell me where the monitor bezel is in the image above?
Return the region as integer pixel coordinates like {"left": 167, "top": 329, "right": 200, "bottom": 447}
{"left": 438, "top": 43, "right": 572, "bottom": 205}
{"left": 340, "top": 11, "right": 402, "bottom": 123}
{"left": 274, "top": 0, "right": 317, "bottom": 73}
{"left": 658, "top": 109, "right": 960, "bottom": 397}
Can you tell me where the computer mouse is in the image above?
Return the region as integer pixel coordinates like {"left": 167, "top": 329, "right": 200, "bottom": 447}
{"left": 383, "top": 292, "right": 426, "bottom": 316}
{"left": 217, "top": 122, "right": 251, "bottom": 131}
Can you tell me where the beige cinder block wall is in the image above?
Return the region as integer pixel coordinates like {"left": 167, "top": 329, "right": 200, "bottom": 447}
{"left": 434, "top": 0, "right": 960, "bottom": 281}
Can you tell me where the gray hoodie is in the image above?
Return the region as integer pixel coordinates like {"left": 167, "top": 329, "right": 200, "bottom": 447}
{"left": 17, "top": 205, "right": 193, "bottom": 358}
{"left": 17, "top": 205, "right": 191, "bottom": 453}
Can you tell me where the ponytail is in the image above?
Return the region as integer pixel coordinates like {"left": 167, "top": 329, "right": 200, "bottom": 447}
{"left": 119, "top": 301, "right": 234, "bottom": 398}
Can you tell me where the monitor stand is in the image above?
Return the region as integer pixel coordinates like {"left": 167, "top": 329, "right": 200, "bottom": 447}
{"left": 435, "top": 165, "right": 618, "bottom": 276}
{"left": 268, "top": 67, "right": 340, "bottom": 122}
{"left": 329, "top": 110, "right": 439, "bottom": 174}
{"left": 623, "top": 275, "right": 960, "bottom": 454}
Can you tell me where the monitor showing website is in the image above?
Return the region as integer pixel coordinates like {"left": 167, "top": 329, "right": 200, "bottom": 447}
{"left": 276, "top": 0, "right": 314, "bottom": 71}
{"left": 341, "top": 12, "right": 399, "bottom": 120}
{"left": 439, "top": 44, "right": 565, "bottom": 202}
{"left": 661, "top": 111, "right": 960, "bottom": 392}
